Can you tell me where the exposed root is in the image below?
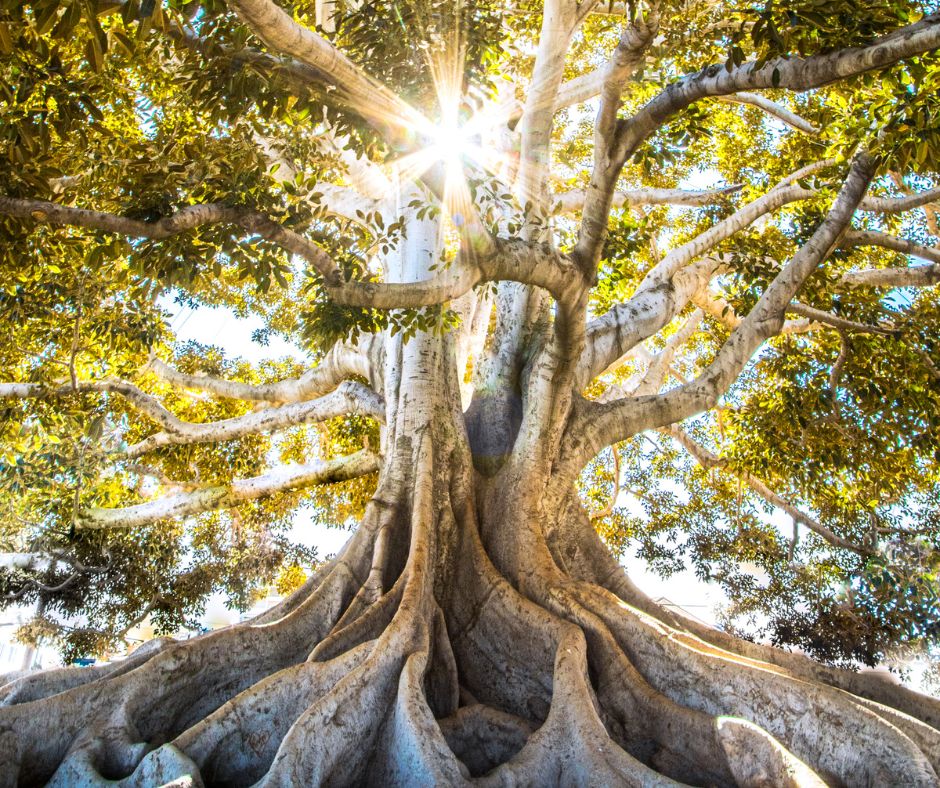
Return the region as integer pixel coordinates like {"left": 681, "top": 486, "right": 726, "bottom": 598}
{"left": 308, "top": 575, "right": 405, "bottom": 662}
{"left": 570, "top": 579, "right": 939, "bottom": 785}
{"left": 438, "top": 704, "right": 534, "bottom": 777}
{"left": 364, "top": 622, "right": 470, "bottom": 786}
{"left": 550, "top": 491, "right": 940, "bottom": 733}
{"left": 0, "top": 637, "right": 173, "bottom": 707}
{"left": 0, "top": 526, "right": 373, "bottom": 784}
{"left": 479, "top": 626, "right": 678, "bottom": 787}
{"left": 446, "top": 513, "right": 560, "bottom": 725}
{"left": 171, "top": 641, "right": 374, "bottom": 785}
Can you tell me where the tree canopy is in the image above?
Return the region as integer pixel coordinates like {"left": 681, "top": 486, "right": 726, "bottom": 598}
{"left": 1, "top": 0, "right": 939, "bottom": 679}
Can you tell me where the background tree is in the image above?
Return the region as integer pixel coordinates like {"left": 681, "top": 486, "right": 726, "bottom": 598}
{"left": 1, "top": 0, "right": 940, "bottom": 783}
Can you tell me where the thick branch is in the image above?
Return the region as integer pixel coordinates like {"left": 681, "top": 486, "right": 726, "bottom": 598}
{"left": 572, "top": 12, "right": 940, "bottom": 270}
{"left": 576, "top": 257, "right": 719, "bottom": 390}
{"left": 124, "top": 381, "right": 384, "bottom": 458}
{"left": 692, "top": 287, "right": 815, "bottom": 336}
{"left": 330, "top": 237, "right": 586, "bottom": 310}
{"left": 515, "top": 0, "right": 599, "bottom": 213}
{"left": 0, "top": 197, "right": 343, "bottom": 284}
{"left": 859, "top": 187, "right": 940, "bottom": 213}
{"left": 555, "top": 183, "right": 742, "bottom": 213}
{"left": 839, "top": 231, "right": 940, "bottom": 287}
{"left": 613, "top": 13, "right": 940, "bottom": 164}
{"left": 594, "top": 13, "right": 659, "bottom": 158}
{"left": 149, "top": 341, "right": 373, "bottom": 404}
{"left": 716, "top": 93, "right": 819, "bottom": 134}
{"left": 577, "top": 178, "right": 815, "bottom": 388}
{"left": 567, "top": 154, "right": 875, "bottom": 467}
{"left": 643, "top": 183, "right": 813, "bottom": 288}
{"left": 226, "top": 0, "right": 424, "bottom": 143}
{"left": 78, "top": 450, "right": 380, "bottom": 529}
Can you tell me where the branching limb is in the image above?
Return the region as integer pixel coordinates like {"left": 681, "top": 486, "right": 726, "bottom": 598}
{"left": 775, "top": 158, "right": 839, "bottom": 188}
{"left": 611, "top": 13, "right": 940, "bottom": 167}
{"left": 698, "top": 289, "right": 900, "bottom": 335}
{"left": 226, "top": 0, "right": 424, "bottom": 144}
{"left": 149, "top": 339, "right": 375, "bottom": 404}
{"left": 660, "top": 425, "right": 873, "bottom": 555}
{"left": 859, "top": 186, "right": 940, "bottom": 214}
{"left": 0, "top": 196, "right": 588, "bottom": 311}
{"left": 594, "top": 11, "right": 660, "bottom": 158}
{"left": 124, "top": 381, "right": 384, "bottom": 459}
{"left": 786, "top": 302, "right": 897, "bottom": 335}
{"left": 515, "top": 0, "right": 601, "bottom": 213}
{"left": 572, "top": 12, "right": 659, "bottom": 277}
{"left": 0, "top": 379, "right": 198, "bottom": 434}
{"left": 601, "top": 309, "right": 703, "bottom": 400}
{"left": 555, "top": 183, "right": 742, "bottom": 213}
{"left": 563, "top": 154, "right": 875, "bottom": 474}
{"left": 551, "top": 68, "right": 608, "bottom": 115}
{"left": 0, "top": 197, "right": 344, "bottom": 284}
{"left": 575, "top": 257, "right": 720, "bottom": 390}
{"left": 841, "top": 262, "right": 940, "bottom": 288}
{"left": 577, "top": 176, "right": 815, "bottom": 389}
{"left": 571, "top": 12, "right": 940, "bottom": 272}
{"left": 78, "top": 450, "right": 380, "bottom": 530}
{"left": 330, "top": 237, "right": 586, "bottom": 310}
{"left": 839, "top": 231, "right": 940, "bottom": 287}
{"left": 644, "top": 183, "right": 814, "bottom": 289}
{"left": 692, "top": 287, "right": 814, "bottom": 335}
{"left": 715, "top": 93, "right": 819, "bottom": 134}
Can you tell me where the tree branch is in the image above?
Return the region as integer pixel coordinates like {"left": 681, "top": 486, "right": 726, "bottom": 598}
{"left": 566, "top": 153, "right": 875, "bottom": 469}
{"left": 78, "top": 450, "right": 380, "bottom": 529}
{"left": 692, "top": 286, "right": 815, "bottom": 336}
{"left": 515, "top": 0, "right": 600, "bottom": 212}
{"left": 785, "top": 302, "right": 897, "bottom": 335}
{"left": 859, "top": 187, "right": 940, "bottom": 213}
{"left": 594, "top": 11, "right": 659, "bottom": 158}
{"left": 571, "top": 11, "right": 940, "bottom": 272}
{"left": 0, "top": 197, "right": 344, "bottom": 285}
{"left": 149, "top": 339, "right": 375, "bottom": 404}
{"left": 715, "top": 93, "right": 819, "bottom": 134}
{"left": 124, "top": 380, "right": 384, "bottom": 458}
{"left": 839, "top": 231, "right": 940, "bottom": 287}
{"left": 226, "top": 0, "right": 425, "bottom": 145}
{"left": 0, "top": 379, "right": 198, "bottom": 434}
{"left": 576, "top": 176, "right": 816, "bottom": 388}
{"left": 555, "top": 183, "right": 743, "bottom": 213}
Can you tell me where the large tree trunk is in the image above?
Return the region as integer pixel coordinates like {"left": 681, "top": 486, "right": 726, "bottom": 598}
{"left": 3, "top": 319, "right": 940, "bottom": 787}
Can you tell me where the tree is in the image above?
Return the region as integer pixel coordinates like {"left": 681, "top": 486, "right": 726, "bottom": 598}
{"left": 1, "top": 0, "right": 940, "bottom": 782}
